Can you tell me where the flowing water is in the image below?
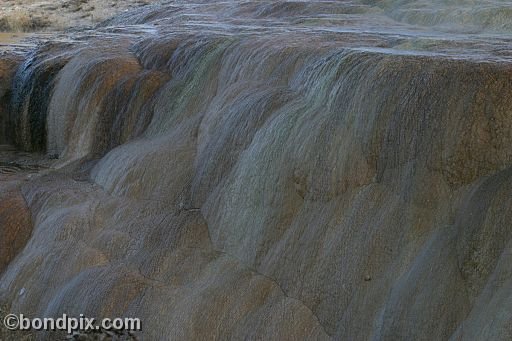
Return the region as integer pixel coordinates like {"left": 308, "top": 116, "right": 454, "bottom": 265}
{"left": 0, "top": 1, "right": 512, "bottom": 339}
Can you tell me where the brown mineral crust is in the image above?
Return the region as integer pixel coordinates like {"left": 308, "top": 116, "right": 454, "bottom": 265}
{"left": 0, "top": 183, "right": 32, "bottom": 274}
{"left": 1, "top": 1, "right": 512, "bottom": 340}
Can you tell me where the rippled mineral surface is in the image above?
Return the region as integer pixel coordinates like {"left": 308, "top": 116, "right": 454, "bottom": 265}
{"left": 1, "top": 0, "right": 512, "bottom": 340}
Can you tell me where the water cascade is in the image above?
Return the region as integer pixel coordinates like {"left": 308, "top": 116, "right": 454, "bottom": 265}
{"left": 1, "top": 1, "right": 512, "bottom": 339}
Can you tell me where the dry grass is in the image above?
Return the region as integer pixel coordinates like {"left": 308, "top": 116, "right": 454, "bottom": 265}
{"left": 0, "top": 11, "right": 51, "bottom": 32}
{"left": 0, "top": 0, "right": 155, "bottom": 32}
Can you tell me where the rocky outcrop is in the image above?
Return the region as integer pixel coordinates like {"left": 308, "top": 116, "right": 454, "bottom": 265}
{"left": 0, "top": 1, "right": 511, "bottom": 340}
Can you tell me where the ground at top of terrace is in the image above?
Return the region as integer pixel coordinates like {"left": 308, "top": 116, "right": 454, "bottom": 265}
{"left": 0, "top": 0, "right": 155, "bottom": 32}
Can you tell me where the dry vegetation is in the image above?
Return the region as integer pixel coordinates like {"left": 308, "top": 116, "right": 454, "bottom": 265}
{"left": 0, "top": 0, "right": 153, "bottom": 32}
{"left": 0, "top": 11, "right": 50, "bottom": 32}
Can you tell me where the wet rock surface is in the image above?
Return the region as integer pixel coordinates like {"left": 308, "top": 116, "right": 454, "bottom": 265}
{"left": 0, "top": 1, "right": 512, "bottom": 340}
{"left": 0, "top": 182, "right": 32, "bottom": 274}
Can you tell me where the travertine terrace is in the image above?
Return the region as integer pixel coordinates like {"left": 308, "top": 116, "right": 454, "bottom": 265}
{"left": 0, "top": 1, "right": 512, "bottom": 339}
